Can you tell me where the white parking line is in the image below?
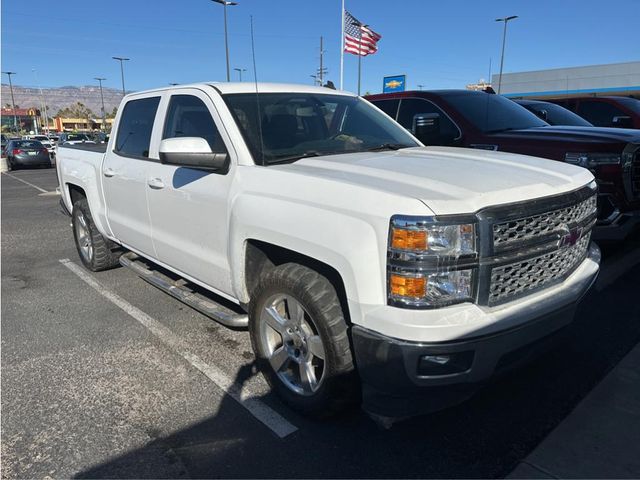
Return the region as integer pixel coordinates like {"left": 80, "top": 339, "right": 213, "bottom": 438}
{"left": 1, "top": 171, "right": 49, "bottom": 193}
{"left": 59, "top": 258, "right": 298, "bottom": 438}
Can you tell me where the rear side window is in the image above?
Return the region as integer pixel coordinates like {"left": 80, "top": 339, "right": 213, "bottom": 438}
{"left": 577, "top": 100, "right": 626, "bottom": 127}
{"left": 115, "top": 97, "right": 160, "bottom": 158}
{"left": 163, "top": 95, "right": 226, "bottom": 153}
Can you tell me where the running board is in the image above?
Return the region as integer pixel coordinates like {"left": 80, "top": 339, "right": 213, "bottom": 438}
{"left": 119, "top": 252, "right": 248, "bottom": 328}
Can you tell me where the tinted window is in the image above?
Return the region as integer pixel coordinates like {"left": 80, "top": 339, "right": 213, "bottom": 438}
{"left": 520, "top": 102, "right": 593, "bottom": 126}
{"left": 444, "top": 93, "right": 548, "bottom": 133}
{"left": 614, "top": 97, "right": 640, "bottom": 115}
{"left": 163, "top": 95, "right": 226, "bottom": 153}
{"left": 14, "top": 140, "right": 44, "bottom": 148}
{"left": 372, "top": 99, "right": 400, "bottom": 120}
{"left": 578, "top": 100, "right": 627, "bottom": 127}
{"left": 115, "top": 97, "right": 160, "bottom": 158}
{"left": 397, "top": 98, "right": 460, "bottom": 144}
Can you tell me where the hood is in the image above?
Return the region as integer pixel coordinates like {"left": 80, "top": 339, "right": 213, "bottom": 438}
{"left": 276, "top": 146, "right": 594, "bottom": 215}
{"left": 493, "top": 125, "right": 640, "bottom": 144}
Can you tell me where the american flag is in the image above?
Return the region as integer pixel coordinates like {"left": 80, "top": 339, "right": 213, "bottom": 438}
{"left": 343, "top": 10, "right": 381, "bottom": 56}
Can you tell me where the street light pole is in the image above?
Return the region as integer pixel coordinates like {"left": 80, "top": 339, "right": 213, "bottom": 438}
{"left": 94, "top": 77, "right": 106, "bottom": 131}
{"left": 112, "top": 57, "right": 130, "bottom": 96}
{"left": 2, "top": 71, "right": 19, "bottom": 133}
{"left": 32, "top": 69, "right": 50, "bottom": 134}
{"left": 211, "top": 0, "right": 238, "bottom": 82}
{"left": 233, "top": 67, "right": 246, "bottom": 81}
{"left": 495, "top": 15, "right": 518, "bottom": 94}
{"left": 417, "top": 84, "right": 425, "bottom": 90}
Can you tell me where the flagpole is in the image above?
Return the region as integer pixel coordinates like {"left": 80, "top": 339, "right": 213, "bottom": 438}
{"left": 357, "top": 34, "right": 362, "bottom": 96}
{"left": 340, "top": 0, "right": 345, "bottom": 90}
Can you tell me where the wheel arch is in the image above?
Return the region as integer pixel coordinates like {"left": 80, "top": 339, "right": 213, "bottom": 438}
{"left": 243, "top": 240, "right": 352, "bottom": 324}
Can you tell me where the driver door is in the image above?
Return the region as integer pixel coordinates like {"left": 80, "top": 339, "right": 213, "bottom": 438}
{"left": 145, "top": 89, "right": 236, "bottom": 295}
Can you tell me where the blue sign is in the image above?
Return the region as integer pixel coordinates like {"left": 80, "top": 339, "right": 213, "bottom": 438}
{"left": 383, "top": 75, "right": 406, "bottom": 93}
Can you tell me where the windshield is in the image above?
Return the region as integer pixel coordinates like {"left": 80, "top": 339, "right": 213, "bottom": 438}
{"left": 524, "top": 102, "right": 593, "bottom": 126}
{"left": 444, "top": 93, "right": 548, "bottom": 133}
{"left": 222, "top": 92, "right": 418, "bottom": 165}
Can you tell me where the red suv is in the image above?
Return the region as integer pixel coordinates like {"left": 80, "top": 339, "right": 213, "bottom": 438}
{"left": 548, "top": 96, "right": 640, "bottom": 129}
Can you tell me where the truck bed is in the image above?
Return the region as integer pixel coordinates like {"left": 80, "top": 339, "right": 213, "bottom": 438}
{"left": 59, "top": 143, "right": 108, "bottom": 153}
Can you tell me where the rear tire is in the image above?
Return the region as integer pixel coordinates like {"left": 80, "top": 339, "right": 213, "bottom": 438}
{"left": 72, "top": 198, "right": 121, "bottom": 271}
{"left": 249, "top": 263, "right": 359, "bottom": 417}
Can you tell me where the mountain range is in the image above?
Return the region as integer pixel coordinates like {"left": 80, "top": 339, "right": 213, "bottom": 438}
{"left": 1, "top": 84, "right": 125, "bottom": 117}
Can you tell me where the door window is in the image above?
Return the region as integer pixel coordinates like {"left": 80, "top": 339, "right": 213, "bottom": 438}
{"left": 397, "top": 98, "right": 460, "bottom": 145}
{"left": 115, "top": 97, "right": 160, "bottom": 158}
{"left": 163, "top": 95, "right": 226, "bottom": 153}
{"left": 577, "top": 100, "right": 626, "bottom": 127}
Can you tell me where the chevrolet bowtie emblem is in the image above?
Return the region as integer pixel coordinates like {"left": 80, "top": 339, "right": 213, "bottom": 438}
{"left": 558, "top": 225, "right": 583, "bottom": 248}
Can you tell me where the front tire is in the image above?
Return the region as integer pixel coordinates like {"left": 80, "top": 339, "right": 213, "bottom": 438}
{"left": 249, "top": 263, "right": 359, "bottom": 416}
{"left": 72, "top": 198, "right": 121, "bottom": 271}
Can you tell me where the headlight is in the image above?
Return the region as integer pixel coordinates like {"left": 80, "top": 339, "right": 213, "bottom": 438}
{"left": 388, "top": 216, "right": 477, "bottom": 308}
{"left": 565, "top": 152, "right": 621, "bottom": 167}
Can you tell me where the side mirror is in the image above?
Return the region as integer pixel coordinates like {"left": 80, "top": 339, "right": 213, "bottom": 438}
{"left": 412, "top": 113, "right": 441, "bottom": 145}
{"left": 159, "top": 137, "right": 228, "bottom": 171}
{"left": 612, "top": 115, "right": 632, "bottom": 128}
{"left": 535, "top": 109, "right": 548, "bottom": 121}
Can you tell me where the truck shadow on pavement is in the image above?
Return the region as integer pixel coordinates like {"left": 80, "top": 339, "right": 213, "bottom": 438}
{"left": 75, "top": 262, "right": 640, "bottom": 479}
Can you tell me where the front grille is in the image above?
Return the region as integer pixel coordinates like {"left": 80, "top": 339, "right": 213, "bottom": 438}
{"left": 488, "top": 234, "right": 590, "bottom": 306}
{"left": 493, "top": 195, "right": 596, "bottom": 251}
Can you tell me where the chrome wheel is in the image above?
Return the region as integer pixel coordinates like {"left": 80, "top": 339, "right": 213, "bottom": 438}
{"left": 75, "top": 212, "right": 93, "bottom": 263}
{"left": 259, "top": 294, "right": 326, "bottom": 396}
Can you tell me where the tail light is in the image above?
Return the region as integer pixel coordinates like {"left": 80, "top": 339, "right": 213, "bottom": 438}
{"left": 12, "top": 149, "right": 23, "bottom": 155}
{"left": 41, "top": 148, "right": 49, "bottom": 154}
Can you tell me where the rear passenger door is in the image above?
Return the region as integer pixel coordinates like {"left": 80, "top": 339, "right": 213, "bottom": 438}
{"left": 145, "top": 89, "right": 236, "bottom": 296}
{"left": 102, "top": 95, "right": 161, "bottom": 258}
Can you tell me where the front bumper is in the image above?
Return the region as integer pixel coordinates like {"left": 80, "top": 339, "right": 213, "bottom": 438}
{"left": 352, "top": 243, "right": 600, "bottom": 418}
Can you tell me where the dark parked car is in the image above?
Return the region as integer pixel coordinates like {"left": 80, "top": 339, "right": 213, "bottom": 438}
{"left": 5, "top": 139, "right": 52, "bottom": 170}
{"left": 366, "top": 90, "right": 640, "bottom": 239}
{"left": 514, "top": 99, "right": 593, "bottom": 127}
{"left": 548, "top": 96, "right": 640, "bottom": 129}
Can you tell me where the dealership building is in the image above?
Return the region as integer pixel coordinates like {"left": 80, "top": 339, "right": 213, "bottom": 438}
{"left": 492, "top": 61, "right": 640, "bottom": 99}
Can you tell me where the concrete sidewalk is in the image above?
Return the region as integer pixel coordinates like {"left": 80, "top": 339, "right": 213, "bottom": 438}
{"left": 508, "top": 341, "right": 640, "bottom": 478}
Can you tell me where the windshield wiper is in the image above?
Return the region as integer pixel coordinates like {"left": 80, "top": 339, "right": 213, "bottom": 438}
{"left": 265, "top": 150, "right": 324, "bottom": 165}
{"left": 365, "top": 143, "right": 412, "bottom": 152}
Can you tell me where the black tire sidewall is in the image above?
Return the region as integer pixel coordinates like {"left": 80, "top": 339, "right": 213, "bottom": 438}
{"left": 72, "top": 200, "right": 96, "bottom": 271}
{"left": 249, "top": 264, "right": 358, "bottom": 416}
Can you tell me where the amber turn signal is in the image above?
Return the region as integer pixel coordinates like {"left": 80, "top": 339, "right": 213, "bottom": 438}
{"left": 391, "top": 228, "right": 428, "bottom": 251}
{"left": 389, "top": 274, "right": 427, "bottom": 298}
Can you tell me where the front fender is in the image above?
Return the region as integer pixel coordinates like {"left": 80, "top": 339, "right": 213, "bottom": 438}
{"left": 228, "top": 193, "right": 387, "bottom": 319}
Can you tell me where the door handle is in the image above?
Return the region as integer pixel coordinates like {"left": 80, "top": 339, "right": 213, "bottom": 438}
{"left": 147, "top": 178, "right": 165, "bottom": 190}
{"left": 103, "top": 168, "right": 116, "bottom": 177}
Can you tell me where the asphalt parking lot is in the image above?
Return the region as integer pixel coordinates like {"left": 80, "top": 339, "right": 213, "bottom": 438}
{"left": 2, "top": 168, "right": 640, "bottom": 479}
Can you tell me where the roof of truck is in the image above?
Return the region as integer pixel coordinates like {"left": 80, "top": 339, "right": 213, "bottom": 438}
{"left": 124, "top": 82, "right": 355, "bottom": 97}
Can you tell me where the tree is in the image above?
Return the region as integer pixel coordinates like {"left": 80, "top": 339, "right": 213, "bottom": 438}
{"left": 106, "top": 106, "right": 118, "bottom": 119}
{"left": 55, "top": 102, "right": 95, "bottom": 119}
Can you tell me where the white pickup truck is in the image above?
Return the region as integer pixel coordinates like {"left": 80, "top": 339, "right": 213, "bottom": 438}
{"left": 57, "top": 83, "right": 600, "bottom": 419}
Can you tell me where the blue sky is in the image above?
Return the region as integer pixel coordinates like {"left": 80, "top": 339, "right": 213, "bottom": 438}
{"left": 2, "top": 0, "right": 639, "bottom": 94}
